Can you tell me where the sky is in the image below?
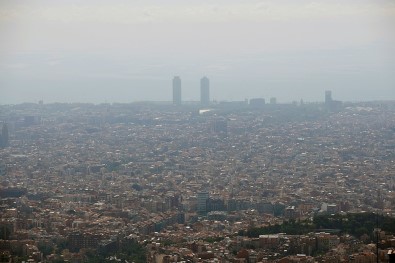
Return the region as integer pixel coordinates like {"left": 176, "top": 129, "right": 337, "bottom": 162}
{"left": 0, "top": 0, "right": 394, "bottom": 104}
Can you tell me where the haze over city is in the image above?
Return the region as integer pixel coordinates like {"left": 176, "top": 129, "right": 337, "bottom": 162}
{"left": 2, "top": 2, "right": 395, "bottom": 262}
{"left": 1, "top": 0, "right": 395, "bottom": 104}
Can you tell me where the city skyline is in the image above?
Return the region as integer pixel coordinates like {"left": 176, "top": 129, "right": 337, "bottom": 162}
{"left": 1, "top": 1, "right": 395, "bottom": 261}
{"left": 0, "top": 83, "right": 375, "bottom": 105}
{"left": 1, "top": 0, "right": 394, "bottom": 104}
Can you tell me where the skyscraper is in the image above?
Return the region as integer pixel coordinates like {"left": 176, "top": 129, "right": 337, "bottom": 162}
{"left": 200, "top": 76, "right": 210, "bottom": 105}
{"left": 172, "top": 76, "right": 181, "bottom": 105}
{"left": 325, "top": 90, "right": 332, "bottom": 105}
{"left": 197, "top": 191, "right": 209, "bottom": 214}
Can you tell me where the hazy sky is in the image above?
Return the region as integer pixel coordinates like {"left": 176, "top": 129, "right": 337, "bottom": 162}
{"left": 1, "top": 0, "right": 394, "bottom": 104}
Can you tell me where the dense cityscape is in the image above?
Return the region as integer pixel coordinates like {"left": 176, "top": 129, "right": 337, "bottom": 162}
{"left": 2, "top": 0, "right": 395, "bottom": 261}
{"left": 0, "top": 82, "right": 395, "bottom": 263}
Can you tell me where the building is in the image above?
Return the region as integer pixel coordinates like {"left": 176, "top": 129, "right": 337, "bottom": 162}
{"left": 325, "top": 90, "right": 342, "bottom": 110}
{"left": 200, "top": 76, "right": 210, "bottom": 105}
{"left": 0, "top": 123, "right": 9, "bottom": 148}
{"left": 285, "top": 206, "right": 298, "bottom": 219}
{"left": 325, "top": 90, "right": 332, "bottom": 105}
{"left": 68, "top": 232, "right": 102, "bottom": 252}
{"left": 197, "top": 191, "right": 209, "bottom": 214}
{"left": 270, "top": 97, "right": 277, "bottom": 104}
{"left": 259, "top": 235, "right": 280, "bottom": 249}
{"left": 207, "top": 198, "right": 225, "bottom": 211}
{"left": 315, "top": 233, "right": 340, "bottom": 251}
{"left": 172, "top": 76, "right": 181, "bottom": 105}
{"left": 250, "top": 98, "right": 266, "bottom": 107}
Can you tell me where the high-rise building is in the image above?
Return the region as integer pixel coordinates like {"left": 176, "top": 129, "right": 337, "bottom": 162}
{"left": 197, "top": 191, "right": 209, "bottom": 214}
{"left": 325, "top": 90, "right": 332, "bottom": 104}
{"left": 200, "top": 76, "right": 210, "bottom": 105}
{"left": 172, "top": 76, "right": 181, "bottom": 105}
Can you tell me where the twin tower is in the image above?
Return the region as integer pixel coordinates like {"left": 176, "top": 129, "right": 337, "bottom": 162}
{"left": 172, "top": 76, "right": 210, "bottom": 106}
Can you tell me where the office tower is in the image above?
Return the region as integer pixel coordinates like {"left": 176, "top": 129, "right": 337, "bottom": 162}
{"left": 197, "top": 191, "right": 209, "bottom": 214}
{"left": 200, "top": 76, "right": 210, "bottom": 105}
{"left": 325, "top": 90, "right": 332, "bottom": 104}
{"left": 172, "top": 76, "right": 181, "bottom": 105}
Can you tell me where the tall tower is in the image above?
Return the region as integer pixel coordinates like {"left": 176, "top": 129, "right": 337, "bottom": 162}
{"left": 172, "top": 76, "right": 181, "bottom": 105}
{"left": 200, "top": 76, "right": 210, "bottom": 105}
{"left": 325, "top": 90, "right": 332, "bottom": 105}
{"left": 197, "top": 191, "right": 209, "bottom": 214}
